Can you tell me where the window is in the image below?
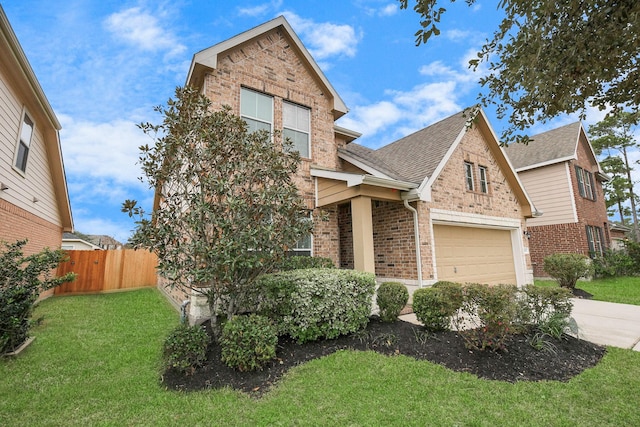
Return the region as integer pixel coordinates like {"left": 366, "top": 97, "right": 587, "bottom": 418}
{"left": 464, "top": 162, "right": 474, "bottom": 191}
{"left": 479, "top": 166, "right": 488, "bottom": 193}
{"left": 240, "top": 88, "right": 273, "bottom": 133}
{"left": 576, "top": 166, "right": 596, "bottom": 200}
{"left": 15, "top": 113, "right": 34, "bottom": 173}
{"left": 283, "top": 101, "right": 310, "bottom": 158}
{"left": 290, "top": 212, "right": 312, "bottom": 256}
{"left": 586, "top": 225, "right": 604, "bottom": 257}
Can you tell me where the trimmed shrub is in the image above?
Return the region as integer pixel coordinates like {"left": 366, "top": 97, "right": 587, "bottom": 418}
{"left": 516, "top": 285, "right": 573, "bottom": 330}
{"left": 163, "top": 324, "right": 210, "bottom": 374}
{"left": 412, "top": 281, "right": 463, "bottom": 331}
{"left": 593, "top": 249, "right": 635, "bottom": 278}
{"left": 0, "top": 240, "right": 76, "bottom": 354}
{"left": 275, "top": 256, "right": 335, "bottom": 271}
{"left": 377, "top": 282, "right": 409, "bottom": 322}
{"left": 256, "top": 269, "right": 376, "bottom": 343}
{"left": 454, "top": 284, "right": 518, "bottom": 352}
{"left": 220, "top": 314, "right": 277, "bottom": 372}
{"left": 543, "top": 253, "right": 593, "bottom": 289}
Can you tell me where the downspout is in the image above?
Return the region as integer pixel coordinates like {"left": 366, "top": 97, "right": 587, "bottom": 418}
{"left": 403, "top": 199, "right": 423, "bottom": 288}
{"left": 180, "top": 300, "right": 190, "bottom": 324}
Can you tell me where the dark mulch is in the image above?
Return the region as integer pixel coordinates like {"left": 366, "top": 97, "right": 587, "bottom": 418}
{"left": 573, "top": 288, "right": 594, "bottom": 299}
{"left": 162, "top": 318, "right": 606, "bottom": 397}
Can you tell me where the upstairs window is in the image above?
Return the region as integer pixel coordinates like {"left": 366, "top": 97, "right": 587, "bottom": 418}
{"left": 479, "top": 165, "right": 489, "bottom": 193}
{"left": 15, "top": 113, "right": 34, "bottom": 173}
{"left": 283, "top": 101, "right": 310, "bottom": 158}
{"left": 240, "top": 88, "right": 273, "bottom": 134}
{"left": 464, "top": 162, "right": 474, "bottom": 191}
{"left": 576, "top": 166, "right": 596, "bottom": 201}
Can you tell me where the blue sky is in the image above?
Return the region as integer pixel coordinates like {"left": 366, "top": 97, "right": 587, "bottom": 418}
{"left": 4, "top": 0, "right": 623, "bottom": 242}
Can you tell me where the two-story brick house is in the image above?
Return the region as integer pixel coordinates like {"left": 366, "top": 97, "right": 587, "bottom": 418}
{"left": 166, "top": 16, "right": 537, "bottom": 314}
{"left": 0, "top": 6, "right": 73, "bottom": 280}
{"left": 504, "top": 122, "right": 610, "bottom": 277}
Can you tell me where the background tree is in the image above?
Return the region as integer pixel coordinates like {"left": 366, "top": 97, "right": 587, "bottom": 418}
{"left": 399, "top": 0, "right": 640, "bottom": 143}
{"left": 589, "top": 111, "right": 640, "bottom": 240}
{"left": 123, "top": 87, "right": 312, "bottom": 336}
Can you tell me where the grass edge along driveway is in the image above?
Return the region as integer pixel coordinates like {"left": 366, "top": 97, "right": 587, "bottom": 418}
{"left": 1, "top": 287, "right": 639, "bottom": 426}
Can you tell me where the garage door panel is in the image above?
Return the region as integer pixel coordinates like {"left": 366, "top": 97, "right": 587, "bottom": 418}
{"left": 433, "top": 225, "right": 516, "bottom": 285}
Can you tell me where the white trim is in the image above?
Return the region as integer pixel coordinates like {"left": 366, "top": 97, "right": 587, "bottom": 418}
{"left": 429, "top": 209, "right": 528, "bottom": 286}
{"left": 565, "top": 162, "right": 579, "bottom": 223}
{"left": 310, "top": 168, "right": 417, "bottom": 191}
{"left": 336, "top": 151, "right": 394, "bottom": 179}
{"left": 514, "top": 156, "right": 576, "bottom": 173}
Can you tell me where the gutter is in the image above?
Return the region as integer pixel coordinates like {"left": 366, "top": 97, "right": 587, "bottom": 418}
{"left": 403, "top": 198, "right": 423, "bottom": 288}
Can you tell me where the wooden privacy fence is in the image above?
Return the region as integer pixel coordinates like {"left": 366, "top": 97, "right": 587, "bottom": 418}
{"left": 55, "top": 249, "right": 158, "bottom": 295}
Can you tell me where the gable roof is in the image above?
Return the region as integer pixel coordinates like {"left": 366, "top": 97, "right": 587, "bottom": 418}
{"left": 339, "top": 110, "right": 471, "bottom": 184}
{"left": 338, "top": 108, "right": 536, "bottom": 216}
{"left": 504, "top": 122, "right": 587, "bottom": 171}
{"left": 186, "top": 15, "right": 348, "bottom": 120}
{"left": 0, "top": 6, "right": 73, "bottom": 232}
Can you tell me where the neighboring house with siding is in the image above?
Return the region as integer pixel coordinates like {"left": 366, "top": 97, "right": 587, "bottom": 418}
{"left": 61, "top": 232, "right": 102, "bottom": 250}
{"left": 0, "top": 6, "right": 73, "bottom": 271}
{"left": 504, "top": 122, "right": 610, "bottom": 277}
{"left": 163, "top": 16, "right": 537, "bottom": 316}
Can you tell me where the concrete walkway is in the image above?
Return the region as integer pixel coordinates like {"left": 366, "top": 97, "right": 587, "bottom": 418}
{"left": 399, "top": 298, "right": 640, "bottom": 351}
{"left": 569, "top": 298, "right": 640, "bottom": 351}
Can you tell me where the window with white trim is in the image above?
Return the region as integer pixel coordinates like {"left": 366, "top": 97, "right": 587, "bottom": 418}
{"left": 289, "top": 212, "right": 312, "bottom": 256}
{"left": 240, "top": 88, "right": 273, "bottom": 134}
{"left": 464, "top": 162, "right": 474, "bottom": 191}
{"left": 15, "top": 113, "right": 34, "bottom": 173}
{"left": 479, "top": 165, "right": 488, "bottom": 193}
{"left": 283, "top": 101, "right": 310, "bottom": 158}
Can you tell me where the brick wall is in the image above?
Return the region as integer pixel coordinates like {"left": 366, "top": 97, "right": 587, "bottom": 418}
{"left": 338, "top": 203, "right": 353, "bottom": 269}
{"left": 0, "top": 199, "right": 63, "bottom": 298}
{"left": 202, "top": 26, "right": 342, "bottom": 265}
{"left": 372, "top": 200, "right": 417, "bottom": 279}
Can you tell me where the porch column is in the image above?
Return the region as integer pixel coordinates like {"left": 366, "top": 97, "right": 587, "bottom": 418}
{"left": 350, "top": 196, "right": 375, "bottom": 273}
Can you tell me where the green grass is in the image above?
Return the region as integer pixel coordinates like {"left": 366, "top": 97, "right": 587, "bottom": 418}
{"left": 2, "top": 288, "right": 640, "bottom": 426}
{"left": 536, "top": 276, "right": 640, "bottom": 305}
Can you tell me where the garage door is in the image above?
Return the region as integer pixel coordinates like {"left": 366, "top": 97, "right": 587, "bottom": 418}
{"left": 433, "top": 225, "right": 517, "bottom": 285}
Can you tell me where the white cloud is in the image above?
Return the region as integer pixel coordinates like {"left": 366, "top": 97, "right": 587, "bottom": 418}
{"left": 238, "top": 0, "right": 284, "bottom": 17}
{"left": 59, "top": 115, "right": 150, "bottom": 186}
{"left": 104, "top": 7, "right": 186, "bottom": 57}
{"left": 283, "top": 12, "right": 360, "bottom": 60}
{"left": 378, "top": 4, "right": 399, "bottom": 16}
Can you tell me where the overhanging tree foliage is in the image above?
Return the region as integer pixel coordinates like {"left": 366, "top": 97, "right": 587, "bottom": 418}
{"left": 123, "top": 87, "right": 312, "bottom": 334}
{"left": 588, "top": 111, "right": 640, "bottom": 239}
{"left": 399, "top": 0, "right": 640, "bottom": 143}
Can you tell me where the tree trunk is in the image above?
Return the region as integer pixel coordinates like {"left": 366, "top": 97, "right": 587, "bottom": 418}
{"left": 622, "top": 146, "right": 639, "bottom": 240}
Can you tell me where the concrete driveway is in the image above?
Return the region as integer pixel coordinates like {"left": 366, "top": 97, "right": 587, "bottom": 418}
{"left": 569, "top": 298, "right": 640, "bottom": 351}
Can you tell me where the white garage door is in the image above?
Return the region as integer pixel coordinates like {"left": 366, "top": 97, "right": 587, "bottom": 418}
{"left": 433, "top": 225, "right": 517, "bottom": 285}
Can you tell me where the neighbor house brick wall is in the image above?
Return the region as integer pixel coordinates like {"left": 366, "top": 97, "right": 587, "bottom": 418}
{"left": 0, "top": 199, "right": 63, "bottom": 298}
{"left": 527, "top": 138, "right": 610, "bottom": 278}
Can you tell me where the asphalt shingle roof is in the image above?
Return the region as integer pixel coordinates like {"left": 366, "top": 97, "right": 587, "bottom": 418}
{"left": 503, "top": 122, "right": 582, "bottom": 170}
{"left": 340, "top": 110, "right": 471, "bottom": 184}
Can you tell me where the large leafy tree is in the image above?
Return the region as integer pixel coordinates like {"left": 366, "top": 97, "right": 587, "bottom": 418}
{"left": 123, "top": 87, "right": 312, "bottom": 334}
{"left": 399, "top": 0, "right": 640, "bottom": 143}
{"left": 588, "top": 111, "right": 640, "bottom": 239}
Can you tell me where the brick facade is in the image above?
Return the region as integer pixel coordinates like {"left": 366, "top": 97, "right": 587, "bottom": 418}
{"left": 0, "top": 199, "right": 64, "bottom": 298}
{"left": 527, "top": 137, "right": 609, "bottom": 277}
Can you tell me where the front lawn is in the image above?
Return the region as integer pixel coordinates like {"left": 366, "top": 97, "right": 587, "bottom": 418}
{"left": 536, "top": 276, "right": 640, "bottom": 305}
{"left": 1, "top": 288, "right": 640, "bottom": 426}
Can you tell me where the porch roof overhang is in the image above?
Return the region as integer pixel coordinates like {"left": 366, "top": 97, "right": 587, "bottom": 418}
{"left": 310, "top": 168, "right": 419, "bottom": 207}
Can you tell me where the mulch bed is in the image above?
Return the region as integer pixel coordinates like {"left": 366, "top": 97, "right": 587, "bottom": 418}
{"left": 162, "top": 317, "right": 606, "bottom": 397}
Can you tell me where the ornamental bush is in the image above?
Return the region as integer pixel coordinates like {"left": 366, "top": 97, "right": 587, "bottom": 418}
{"left": 543, "top": 253, "right": 593, "bottom": 289}
{"left": 0, "top": 240, "right": 76, "bottom": 354}
{"left": 275, "top": 256, "right": 335, "bottom": 271}
{"left": 412, "top": 281, "right": 463, "bottom": 331}
{"left": 220, "top": 314, "right": 277, "bottom": 372}
{"left": 255, "top": 269, "right": 376, "bottom": 343}
{"left": 163, "top": 324, "right": 210, "bottom": 375}
{"left": 592, "top": 249, "right": 635, "bottom": 278}
{"left": 376, "top": 282, "right": 409, "bottom": 322}
{"left": 454, "top": 284, "right": 519, "bottom": 352}
{"left": 516, "top": 285, "right": 573, "bottom": 330}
